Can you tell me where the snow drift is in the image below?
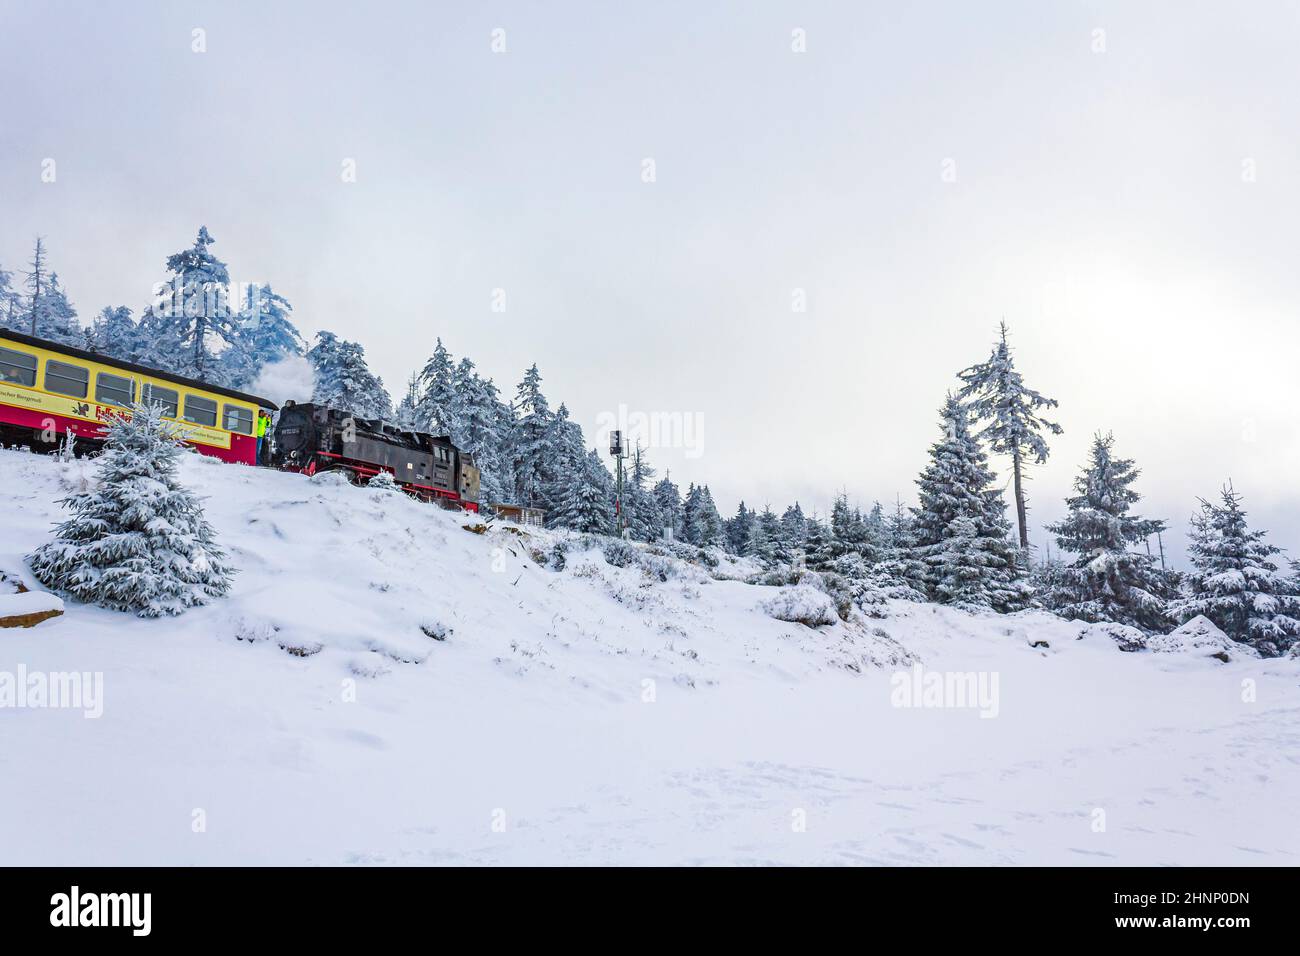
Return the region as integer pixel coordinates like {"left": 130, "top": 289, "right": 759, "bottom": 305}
{"left": 1, "top": 446, "right": 1297, "bottom": 865}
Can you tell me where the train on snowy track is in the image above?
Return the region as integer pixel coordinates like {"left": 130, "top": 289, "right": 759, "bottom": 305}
{"left": 0, "top": 328, "right": 480, "bottom": 512}
{"left": 271, "top": 401, "right": 479, "bottom": 510}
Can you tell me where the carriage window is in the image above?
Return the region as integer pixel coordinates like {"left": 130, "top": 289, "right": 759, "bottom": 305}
{"left": 183, "top": 394, "right": 217, "bottom": 427}
{"left": 223, "top": 404, "right": 253, "bottom": 434}
{"left": 142, "top": 383, "right": 179, "bottom": 418}
{"left": 0, "top": 347, "right": 37, "bottom": 387}
{"left": 45, "top": 360, "right": 88, "bottom": 398}
{"left": 95, "top": 371, "right": 135, "bottom": 407}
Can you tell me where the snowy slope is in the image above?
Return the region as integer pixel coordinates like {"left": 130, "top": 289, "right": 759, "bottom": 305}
{"left": 1, "top": 446, "right": 1297, "bottom": 865}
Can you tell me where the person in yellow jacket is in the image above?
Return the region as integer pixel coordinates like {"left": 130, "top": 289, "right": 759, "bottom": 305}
{"left": 255, "top": 410, "right": 272, "bottom": 465}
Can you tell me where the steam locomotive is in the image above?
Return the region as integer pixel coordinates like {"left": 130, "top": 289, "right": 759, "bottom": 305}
{"left": 271, "top": 401, "right": 480, "bottom": 511}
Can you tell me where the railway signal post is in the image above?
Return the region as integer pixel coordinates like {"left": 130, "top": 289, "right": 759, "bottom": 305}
{"left": 609, "top": 429, "right": 627, "bottom": 537}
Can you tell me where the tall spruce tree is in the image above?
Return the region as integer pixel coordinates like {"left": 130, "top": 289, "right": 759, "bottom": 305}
{"left": 751, "top": 506, "right": 781, "bottom": 564}
{"left": 539, "top": 403, "right": 583, "bottom": 519}
{"left": 1173, "top": 484, "right": 1300, "bottom": 656}
{"left": 803, "top": 515, "right": 834, "bottom": 570}
{"left": 624, "top": 443, "right": 660, "bottom": 542}
{"left": 911, "top": 395, "right": 1028, "bottom": 611}
{"left": 726, "top": 502, "right": 755, "bottom": 555}
{"left": 1044, "top": 433, "right": 1170, "bottom": 631}
{"left": 511, "top": 364, "right": 553, "bottom": 508}
{"left": 308, "top": 330, "right": 392, "bottom": 420}
{"left": 27, "top": 403, "right": 234, "bottom": 616}
{"left": 779, "top": 503, "right": 808, "bottom": 560}
{"left": 449, "top": 358, "right": 511, "bottom": 505}
{"left": 146, "top": 227, "right": 240, "bottom": 382}
{"left": 416, "top": 338, "right": 457, "bottom": 434}
{"left": 958, "top": 321, "right": 1062, "bottom": 551}
{"left": 697, "top": 486, "right": 724, "bottom": 547}
{"left": 28, "top": 271, "right": 82, "bottom": 345}
{"left": 652, "top": 473, "right": 684, "bottom": 541}
{"left": 17, "top": 240, "right": 81, "bottom": 344}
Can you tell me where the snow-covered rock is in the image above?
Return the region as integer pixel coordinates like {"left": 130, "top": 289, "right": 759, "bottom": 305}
{"left": 0, "top": 590, "right": 64, "bottom": 628}
{"left": 1149, "top": 615, "right": 1257, "bottom": 661}
{"left": 1077, "top": 620, "right": 1149, "bottom": 652}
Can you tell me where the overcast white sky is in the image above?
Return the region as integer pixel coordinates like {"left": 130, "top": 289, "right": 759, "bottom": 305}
{"left": 2, "top": 1, "right": 1298, "bottom": 562}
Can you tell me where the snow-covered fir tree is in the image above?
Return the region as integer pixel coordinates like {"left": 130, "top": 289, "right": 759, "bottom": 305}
{"left": 142, "top": 227, "right": 241, "bottom": 383}
{"left": 681, "top": 484, "right": 724, "bottom": 548}
{"left": 1027, "top": 554, "right": 1068, "bottom": 608}
{"left": 415, "top": 338, "right": 457, "bottom": 435}
{"left": 726, "top": 501, "right": 756, "bottom": 555}
{"left": 549, "top": 449, "right": 614, "bottom": 534}
{"left": 448, "top": 358, "right": 512, "bottom": 506}
{"left": 393, "top": 372, "right": 422, "bottom": 430}
{"left": 874, "top": 499, "right": 927, "bottom": 596}
{"left": 1172, "top": 483, "right": 1300, "bottom": 656}
{"left": 307, "top": 330, "right": 393, "bottom": 420}
{"left": 911, "top": 395, "right": 1028, "bottom": 612}
{"left": 0, "top": 261, "right": 19, "bottom": 325}
{"left": 863, "top": 502, "right": 891, "bottom": 559}
{"left": 28, "top": 271, "right": 82, "bottom": 346}
{"left": 13, "top": 241, "right": 82, "bottom": 344}
{"left": 1044, "top": 433, "right": 1171, "bottom": 631}
{"left": 680, "top": 484, "right": 702, "bottom": 545}
{"left": 778, "top": 503, "right": 808, "bottom": 562}
{"left": 511, "top": 364, "right": 553, "bottom": 508}
{"left": 27, "top": 403, "right": 234, "bottom": 616}
{"left": 221, "top": 284, "right": 305, "bottom": 389}
{"left": 751, "top": 506, "right": 781, "bottom": 563}
{"left": 803, "top": 515, "right": 834, "bottom": 569}
{"left": 958, "top": 321, "right": 1062, "bottom": 551}
{"left": 541, "top": 404, "right": 585, "bottom": 525}
{"left": 623, "top": 443, "right": 661, "bottom": 542}
{"left": 928, "top": 515, "right": 1002, "bottom": 609}
{"left": 652, "top": 473, "right": 684, "bottom": 541}
{"left": 86, "top": 306, "right": 145, "bottom": 363}
{"left": 696, "top": 486, "right": 728, "bottom": 546}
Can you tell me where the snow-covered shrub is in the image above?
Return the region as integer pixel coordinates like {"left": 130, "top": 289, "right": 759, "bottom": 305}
{"left": 367, "top": 470, "right": 401, "bottom": 494}
{"left": 760, "top": 585, "right": 839, "bottom": 628}
{"left": 813, "top": 571, "right": 854, "bottom": 622}
{"left": 600, "top": 537, "right": 637, "bottom": 568}
{"left": 824, "top": 554, "right": 925, "bottom": 614}
{"left": 749, "top": 565, "right": 806, "bottom": 588}
{"left": 544, "top": 539, "right": 570, "bottom": 571}
{"left": 27, "top": 403, "right": 234, "bottom": 617}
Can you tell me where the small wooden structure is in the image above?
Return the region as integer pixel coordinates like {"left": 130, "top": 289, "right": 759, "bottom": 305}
{"left": 489, "top": 503, "right": 545, "bottom": 527}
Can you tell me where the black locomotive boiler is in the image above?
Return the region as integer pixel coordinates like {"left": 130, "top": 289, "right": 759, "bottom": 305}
{"left": 271, "top": 401, "right": 480, "bottom": 511}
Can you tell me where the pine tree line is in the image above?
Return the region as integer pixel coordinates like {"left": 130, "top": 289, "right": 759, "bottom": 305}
{"left": 8, "top": 233, "right": 1299, "bottom": 653}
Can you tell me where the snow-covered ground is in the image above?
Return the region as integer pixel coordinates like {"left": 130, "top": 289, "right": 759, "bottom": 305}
{"left": 1, "top": 446, "right": 1297, "bottom": 865}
